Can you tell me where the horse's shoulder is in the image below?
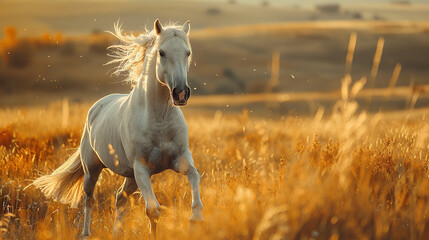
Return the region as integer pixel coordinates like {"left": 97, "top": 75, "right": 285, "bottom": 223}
{"left": 87, "top": 104, "right": 102, "bottom": 126}
{"left": 87, "top": 94, "right": 127, "bottom": 125}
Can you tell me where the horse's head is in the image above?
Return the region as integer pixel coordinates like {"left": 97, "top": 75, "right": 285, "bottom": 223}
{"left": 153, "top": 20, "right": 192, "bottom": 106}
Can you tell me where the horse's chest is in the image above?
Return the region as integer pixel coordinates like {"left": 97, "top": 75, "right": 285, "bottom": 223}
{"left": 143, "top": 134, "right": 183, "bottom": 173}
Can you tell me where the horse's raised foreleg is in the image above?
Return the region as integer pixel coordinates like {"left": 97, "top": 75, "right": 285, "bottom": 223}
{"left": 173, "top": 149, "right": 204, "bottom": 222}
{"left": 133, "top": 161, "right": 161, "bottom": 239}
{"left": 114, "top": 177, "right": 138, "bottom": 233}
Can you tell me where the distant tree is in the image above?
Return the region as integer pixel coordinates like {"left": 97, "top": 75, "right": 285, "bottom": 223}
{"left": 1, "top": 26, "right": 33, "bottom": 68}
{"left": 206, "top": 8, "right": 221, "bottom": 15}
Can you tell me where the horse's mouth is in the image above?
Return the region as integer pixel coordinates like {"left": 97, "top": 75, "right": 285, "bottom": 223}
{"left": 173, "top": 100, "right": 187, "bottom": 106}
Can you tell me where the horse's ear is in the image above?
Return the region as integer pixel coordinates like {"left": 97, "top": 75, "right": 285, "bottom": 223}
{"left": 182, "top": 20, "right": 190, "bottom": 34}
{"left": 154, "top": 19, "right": 163, "bottom": 35}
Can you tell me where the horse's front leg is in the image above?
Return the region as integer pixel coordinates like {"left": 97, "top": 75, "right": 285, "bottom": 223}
{"left": 133, "top": 160, "right": 161, "bottom": 240}
{"left": 173, "top": 149, "right": 204, "bottom": 222}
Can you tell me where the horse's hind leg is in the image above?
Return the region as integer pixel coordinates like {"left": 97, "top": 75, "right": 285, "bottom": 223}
{"left": 80, "top": 135, "right": 104, "bottom": 238}
{"left": 113, "top": 177, "right": 138, "bottom": 233}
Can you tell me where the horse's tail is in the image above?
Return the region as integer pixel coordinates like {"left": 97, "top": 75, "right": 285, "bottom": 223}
{"left": 31, "top": 149, "right": 84, "bottom": 208}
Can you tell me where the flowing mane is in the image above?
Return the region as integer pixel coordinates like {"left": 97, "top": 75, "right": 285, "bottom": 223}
{"left": 106, "top": 21, "right": 192, "bottom": 85}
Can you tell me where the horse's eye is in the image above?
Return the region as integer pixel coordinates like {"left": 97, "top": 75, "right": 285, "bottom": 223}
{"left": 159, "top": 50, "right": 165, "bottom": 57}
{"left": 186, "top": 51, "right": 191, "bottom": 57}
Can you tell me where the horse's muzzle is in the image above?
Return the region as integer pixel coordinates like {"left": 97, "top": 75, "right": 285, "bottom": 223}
{"left": 172, "top": 86, "right": 191, "bottom": 106}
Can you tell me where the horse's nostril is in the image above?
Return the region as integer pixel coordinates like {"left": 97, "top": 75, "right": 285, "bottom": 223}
{"left": 172, "top": 88, "right": 178, "bottom": 100}
{"left": 185, "top": 87, "right": 191, "bottom": 100}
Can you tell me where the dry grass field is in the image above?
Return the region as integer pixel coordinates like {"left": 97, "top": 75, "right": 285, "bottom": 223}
{"left": 1, "top": 78, "right": 429, "bottom": 239}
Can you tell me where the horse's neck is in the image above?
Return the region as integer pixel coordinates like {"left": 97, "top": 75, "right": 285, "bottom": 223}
{"left": 131, "top": 48, "right": 172, "bottom": 120}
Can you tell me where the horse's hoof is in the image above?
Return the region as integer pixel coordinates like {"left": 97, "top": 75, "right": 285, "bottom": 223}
{"left": 190, "top": 217, "right": 204, "bottom": 223}
{"left": 189, "top": 217, "right": 204, "bottom": 231}
{"left": 146, "top": 206, "right": 161, "bottom": 220}
{"left": 190, "top": 211, "right": 204, "bottom": 222}
{"left": 190, "top": 216, "right": 204, "bottom": 225}
{"left": 80, "top": 232, "right": 90, "bottom": 239}
{"left": 113, "top": 224, "right": 123, "bottom": 235}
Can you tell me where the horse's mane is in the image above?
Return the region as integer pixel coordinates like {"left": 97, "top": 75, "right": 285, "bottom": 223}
{"left": 106, "top": 21, "right": 191, "bottom": 85}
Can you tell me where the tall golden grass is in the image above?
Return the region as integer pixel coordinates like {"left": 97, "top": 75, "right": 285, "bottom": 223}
{"left": 0, "top": 76, "right": 428, "bottom": 239}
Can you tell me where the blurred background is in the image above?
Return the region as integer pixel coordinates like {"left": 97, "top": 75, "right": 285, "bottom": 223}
{"left": 0, "top": 0, "right": 428, "bottom": 115}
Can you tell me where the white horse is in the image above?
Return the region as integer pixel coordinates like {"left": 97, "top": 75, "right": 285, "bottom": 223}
{"left": 31, "top": 19, "right": 203, "bottom": 238}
